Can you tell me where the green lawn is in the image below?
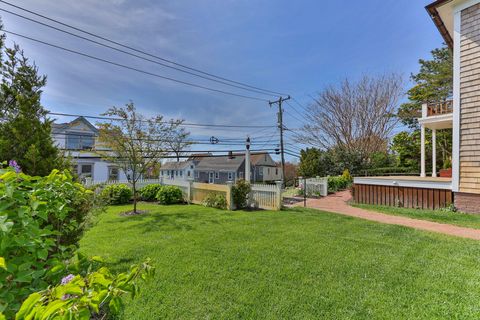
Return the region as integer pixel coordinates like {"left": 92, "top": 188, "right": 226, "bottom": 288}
{"left": 80, "top": 203, "right": 480, "bottom": 319}
{"left": 354, "top": 203, "right": 480, "bottom": 230}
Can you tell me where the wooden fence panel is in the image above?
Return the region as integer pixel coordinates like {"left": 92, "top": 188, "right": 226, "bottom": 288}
{"left": 353, "top": 184, "right": 453, "bottom": 210}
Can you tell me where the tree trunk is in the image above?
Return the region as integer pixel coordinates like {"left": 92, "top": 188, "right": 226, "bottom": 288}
{"left": 133, "top": 182, "right": 137, "bottom": 214}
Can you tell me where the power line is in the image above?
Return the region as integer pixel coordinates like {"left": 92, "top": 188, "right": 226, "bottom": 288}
{"left": 3, "top": 29, "right": 269, "bottom": 102}
{"left": 63, "top": 152, "right": 279, "bottom": 160}
{"left": 284, "top": 150, "right": 300, "bottom": 158}
{"left": 48, "top": 112, "right": 275, "bottom": 129}
{"left": 52, "top": 132, "right": 279, "bottom": 146}
{"left": 283, "top": 109, "right": 306, "bottom": 125}
{"left": 60, "top": 148, "right": 277, "bottom": 154}
{"left": 0, "top": 0, "right": 288, "bottom": 97}
{"left": 292, "top": 97, "right": 310, "bottom": 113}
{"left": 284, "top": 100, "right": 308, "bottom": 122}
{"left": 0, "top": 7, "right": 281, "bottom": 98}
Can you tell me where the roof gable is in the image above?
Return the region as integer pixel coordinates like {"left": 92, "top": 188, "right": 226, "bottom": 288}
{"left": 68, "top": 117, "right": 99, "bottom": 134}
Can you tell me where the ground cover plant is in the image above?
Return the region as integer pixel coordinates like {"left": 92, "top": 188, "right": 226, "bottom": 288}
{"left": 80, "top": 203, "right": 480, "bottom": 319}
{"left": 354, "top": 203, "right": 480, "bottom": 230}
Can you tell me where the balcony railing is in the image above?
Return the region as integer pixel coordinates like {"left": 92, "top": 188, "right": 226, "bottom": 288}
{"left": 425, "top": 100, "right": 453, "bottom": 117}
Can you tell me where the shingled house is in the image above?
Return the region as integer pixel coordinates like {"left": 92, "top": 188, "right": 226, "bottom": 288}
{"left": 353, "top": 0, "right": 480, "bottom": 213}
{"left": 192, "top": 152, "right": 282, "bottom": 184}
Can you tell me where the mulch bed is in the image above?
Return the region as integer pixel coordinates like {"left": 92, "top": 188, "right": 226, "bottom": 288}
{"left": 121, "top": 210, "right": 149, "bottom": 216}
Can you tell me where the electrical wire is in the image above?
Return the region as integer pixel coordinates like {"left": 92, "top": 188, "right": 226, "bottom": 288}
{"left": 0, "top": 0, "right": 288, "bottom": 96}
{"left": 3, "top": 29, "right": 270, "bottom": 102}
{"left": 48, "top": 112, "right": 275, "bottom": 128}
{"left": 0, "top": 7, "right": 283, "bottom": 98}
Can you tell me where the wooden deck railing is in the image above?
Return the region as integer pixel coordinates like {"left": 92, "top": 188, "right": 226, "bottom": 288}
{"left": 426, "top": 100, "right": 453, "bottom": 116}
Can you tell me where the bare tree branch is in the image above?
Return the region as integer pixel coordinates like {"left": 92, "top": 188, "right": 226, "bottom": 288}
{"left": 297, "top": 74, "right": 403, "bottom": 160}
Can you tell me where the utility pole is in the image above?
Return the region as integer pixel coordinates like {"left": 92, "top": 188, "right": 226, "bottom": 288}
{"left": 245, "top": 136, "right": 251, "bottom": 183}
{"left": 269, "top": 95, "right": 290, "bottom": 188}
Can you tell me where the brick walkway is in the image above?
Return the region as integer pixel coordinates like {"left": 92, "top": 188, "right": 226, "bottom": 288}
{"left": 293, "top": 191, "right": 480, "bottom": 240}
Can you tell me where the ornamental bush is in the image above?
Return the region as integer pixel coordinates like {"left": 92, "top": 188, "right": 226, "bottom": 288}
{"left": 232, "top": 179, "right": 251, "bottom": 209}
{"left": 203, "top": 192, "right": 227, "bottom": 210}
{"left": 156, "top": 186, "right": 184, "bottom": 205}
{"left": 327, "top": 176, "right": 351, "bottom": 193}
{"left": 139, "top": 184, "right": 163, "bottom": 202}
{"left": 0, "top": 167, "right": 98, "bottom": 318}
{"left": 15, "top": 255, "right": 154, "bottom": 320}
{"left": 100, "top": 184, "right": 132, "bottom": 205}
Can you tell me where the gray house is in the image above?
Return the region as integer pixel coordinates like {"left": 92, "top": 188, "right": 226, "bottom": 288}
{"left": 160, "top": 160, "right": 195, "bottom": 182}
{"left": 194, "top": 154, "right": 245, "bottom": 184}
{"left": 192, "top": 152, "right": 282, "bottom": 184}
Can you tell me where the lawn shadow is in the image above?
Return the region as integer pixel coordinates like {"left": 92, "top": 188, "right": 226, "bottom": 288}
{"left": 102, "top": 257, "right": 137, "bottom": 272}
{"left": 117, "top": 206, "right": 225, "bottom": 234}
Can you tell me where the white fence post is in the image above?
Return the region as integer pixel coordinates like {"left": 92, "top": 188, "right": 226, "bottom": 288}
{"left": 275, "top": 181, "right": 283, "bottom": 210}
{"left": 226, "top": 181, "right": 234, "bottom": 210}
{"left": 187, "top": 180, "right": 193, "bottom": 204}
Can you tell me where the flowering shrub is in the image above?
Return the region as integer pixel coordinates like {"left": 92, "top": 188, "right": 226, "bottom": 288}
{"left": 156, "top": 186, "right": 184, "bottom": 205}
{"left": 8, "top": 160, "right": 21, "bottom": 173}
{"left": 203, "top": 192, "right": 227, "bottom": 209}
{"left": 100, "top": 184, "right": 132, "bottom": 205}
{"left": 15, "top": 255, "right": 154, "bottom": 320}
{"left": 232, "top": 179, "right": 251, "bottom": 209}
{"left": 327, "top": 176, "right": 351, "bottom": 193}
{"left": 139, "top": 184, "right": 163, "bottom": 202}
{"left": 0, "top": 166, "right": 97, "bottom": 318}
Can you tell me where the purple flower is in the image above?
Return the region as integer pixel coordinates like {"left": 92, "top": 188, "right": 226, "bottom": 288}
{"left": 61, "top": 274, "right": 75, "bottom": 285}
{"left": 62, "top": 294, "right": 73, "bottom": 301}
{"left": 8, "top": 160, "right": 21, "bottom": 173}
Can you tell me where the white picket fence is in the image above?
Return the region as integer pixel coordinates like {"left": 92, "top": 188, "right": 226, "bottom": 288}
{"left": 299, "top": 177, "right": 328, "bottom": 197}
{"left": 250, "top": 183, "right": 282, "bottom": 210}
{"left": 84, "top": 178, "right": 283, "bottom": 210}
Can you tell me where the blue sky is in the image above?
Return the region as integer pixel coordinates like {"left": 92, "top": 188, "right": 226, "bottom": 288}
{"left": 1, "top": 0, "right": 443, "bottom": 161}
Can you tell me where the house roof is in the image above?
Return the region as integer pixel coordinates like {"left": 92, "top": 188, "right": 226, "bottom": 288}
{"left": 195, "top": 152, "right": 278, "bottom": 171}
{"left": 425, "top": 0, "right": 454, "bottom": 48}
{"left": 52, "top": 116, "right": 99, "bottom": 134}
{"left": 161, "top": 161, "right": 192, "bottom": 170}
{"left": 195, "top": 154, "right": 245, "bottom": 171}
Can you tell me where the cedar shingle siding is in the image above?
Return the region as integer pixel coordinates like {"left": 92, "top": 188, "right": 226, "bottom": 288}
{"left": 460, "top": 3, "right": 480, "bottom": 193}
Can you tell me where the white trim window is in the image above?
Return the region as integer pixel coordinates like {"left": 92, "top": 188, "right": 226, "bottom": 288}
{"left": 228, "top": 172, "right": 234, "bottom": 181}
{"left": 78, "top": 163, "right": 93, "bottom": 180}
{"left": 195, "top": 171, "right": 199, "bottom": 178}
{"left": 108, "top": 166, "right": 119, "bottom": 181}
{"left": 215, "top": 171, "right": 219, "bottom": 179}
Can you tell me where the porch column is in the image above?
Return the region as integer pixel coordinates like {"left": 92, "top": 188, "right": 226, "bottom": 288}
{"left": 421, "top": 125, "right": 426, "bottom": 177}
{"left": 432, "top": 129, "right": 437, "bottom": 177}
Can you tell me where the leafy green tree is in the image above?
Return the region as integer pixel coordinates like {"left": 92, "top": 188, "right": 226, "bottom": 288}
{"left": 0, "top": 34, "right": 63, "bottom": 176}
{"left": 98, "top": 102, "right": 180, "bottom": 214}
{"left": 298, "top": 148, "right": 328, "bottom": 177}
{"left": 398, "top": 46, "right": 452, "bottom": 129}
{"left": 392, "top": 46, "right": 453, "bottom": 169}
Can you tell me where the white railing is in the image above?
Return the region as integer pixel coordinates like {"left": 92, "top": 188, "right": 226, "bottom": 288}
{"left": 84, "top": 177, "right": 283, "bottom": 211}
{"left": 250, "top": 182, "right": 283, "bottom": 210}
